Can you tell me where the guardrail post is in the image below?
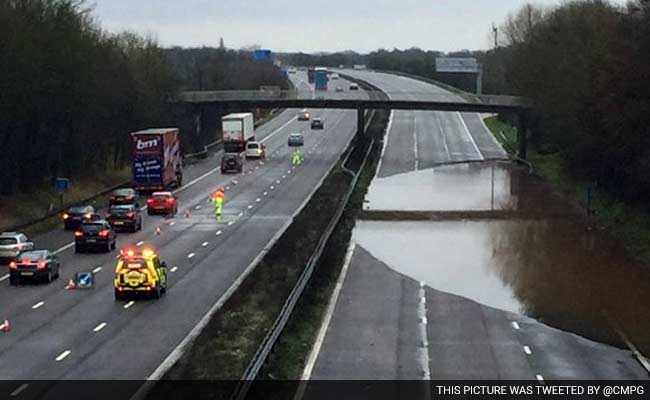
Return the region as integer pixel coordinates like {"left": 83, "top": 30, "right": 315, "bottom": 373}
{"left": 357, "top": 106, "right": 365, "bottom": 136}
{"left": 518, "top": 112, "right": 527, "bottom": 160}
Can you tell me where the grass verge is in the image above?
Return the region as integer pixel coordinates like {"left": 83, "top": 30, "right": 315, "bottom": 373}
{"left": 485, "top": 115, "right": 650, "bottom": 264}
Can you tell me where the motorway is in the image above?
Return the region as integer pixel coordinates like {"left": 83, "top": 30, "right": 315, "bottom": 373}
{"left": 0, "top": 71, "right": 365, "bottom": 394}
{"left": 302, "top": 70, "right": 647, "bottom": 381}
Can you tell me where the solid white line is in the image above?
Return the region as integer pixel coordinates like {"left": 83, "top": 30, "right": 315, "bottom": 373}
{"left": 375, "top": 110, "right": 393, "bottom": 177}
{"left": 435, "top": 112, "right": 452, "bottom": 162}
{"left": 216, "top": 230, "right": 222, "bottom": 236}
{"left": 201, "top": 242, "right": 208, "bottom": 247}
{"left": 536, "top": 374, "right": 545, "bottom": 383}
{"left": 413, "top": 112, "right": 419, "bottom": 170}
{"left": 0, "top": 274, "right": 8, "bottom": 282}
{"left": 187, "top": 253, "right": 195, "bottom": 259}
{"left": 261, "top": 116, "right": 298, "bottom": 144}
{"left": 457, "top": 111, "right": 483, "bottom": 159}
{"left": 301, "top": 242, "right": 356, "bottom": 381}
{"left": 93, "top": 322, "right": 107, "bottom": 332}
{"left": 512, "top": 321, "right": 521, "bottom": 330}
{"left": 173, "top": 167, "right": 219, "bottom": 195}
{"left": 478, "top": 113, "right": 508, "bottom": 152}
{"left": 524, "top": 346, "right": 532, "bottom": 355}
{"left": 10, "top": 383, "right": 29, "bottom": 397}
{"left": 52, "top": 242, "right": 74, "bottom": 255}
{"left": 55, "top": 350, "right": 71, "bottom": 361}
{"left": 92, "top": 267, "right": 102, "bottom": 274}
{"left": 123, "top": 301, "right": 135, "bottom": 309}
{"left": 32, "top": 301, "right": 44, "bottom": 310}
{"left": 170, "top": 267, "right": 178, "bottom": 273}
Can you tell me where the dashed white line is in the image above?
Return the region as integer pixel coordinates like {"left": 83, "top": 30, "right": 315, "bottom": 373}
{"left": 123, "top": 301, "right": 135, "bottom": 309}
{"left": 420, "top": 317, "right": 428, "bottom": 324}
{"left": 92, "top": 267, "right": 102, "bottom": 274}
{"left": 55, "top": 350, "right": 71, "bottom": 361}
{"left": 512, "top": 321, "right": 521, "bottom": 330}
{"left": 228, "top": 221, "right": 234, "bottom": 226}
{"left": 536, "top": 374, "right": 545, "bottom": 383}
{"left": 10, "top": 383, "right": 29, "bottom": 397}
{"left": 0, "top": 274, "right": 9, "bottom": 282}
{"left": 195, "top": 205, "right": 201, "bottom": 210}
{"left": 170, "top": 266, "right": 178, "bottom": 273}
{"left": 187, "top": 253, "right": 195, "bottom": 259}
{"left": 282, "top": 175, "right": 286, "bottom": 179}
{"left": 32, "top": 301, "right": 44, "bottom": 310}
{"left": 247, "top": 205, "right": 253, "bottom": 209}
{"left": 256, "top": 198, "right": 261, "bottom": 202}
{"left": 523, "top": 345, "right": 532, "bottom": 355}
{"left": 238, "top": 212, "right": 243, "bottom": 217}
{"left": 136, "top": 241, "right": 144, "bottom": 246}
{"left": 270, "top": 186, "right": 275, "bottom": 190}
{"left": 276, "top": 180, "right": 281, "bottom": 184}
{"left": 216, "top": 230, "right": 222, "bottom": 236}
{"left": 201, "top": 242, "right": 208, "bottom": 247}
{"left": 263, "top": 192, "right": 268, "bottom": 196}
{"left": 93, "top": 322, "right": 107, "bottom": 332}
{"left": 170, "top": 221, "right": 176, "bottom": 226}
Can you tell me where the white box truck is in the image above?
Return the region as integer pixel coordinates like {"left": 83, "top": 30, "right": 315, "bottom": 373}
{"left": 222, "top": 113, "right": 255, "bottom": 153}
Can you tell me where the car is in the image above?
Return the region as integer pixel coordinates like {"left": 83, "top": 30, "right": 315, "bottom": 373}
{"left": 62, "top": 205, "right": 97, "bottom": 230}
{"left": 288, "top": 133, "right": 305, "bottom": 147}
{"left": 146, "top": 191, "right": 178, "bottom": 216}
{"left": 0, "top": 232, "right": 34, "bottom": 265}
{"left": 221, "top": 153, "right": 243, "bottom": 173}
{"left": 349, "top": 83, "right": 359, "bottom": 91}
{"left": 297, "top": 109, "right": 310, "bottom": 121}
{"left": 114, "top": 247, "right": 168, "bottom": 300}
{"left": 9, "top": 250, "right": 60, "bottom": 285}
{"left": 245, "top": 141, "right": 266, "bottom": 159}
{"left": 74, "top": 220, "right": 117, "bottom": 253}
{"left": 106, "top": 204, "right": 142, "bottom": 232}
{"left": 335, "top": 86, "right": 344, "bottom": 92}
{"left": 311, "top": 118, "right": 324, "bottom": 130}
{"left": 109, "top": 188, "right": 140, "bottom": 207}
{"left": 331, "top": 73, "right": 340, "bottom": 80}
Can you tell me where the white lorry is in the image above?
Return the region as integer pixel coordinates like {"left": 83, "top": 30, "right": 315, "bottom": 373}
{"left": 222, "top": 113, "right": 255, "bottom": 153}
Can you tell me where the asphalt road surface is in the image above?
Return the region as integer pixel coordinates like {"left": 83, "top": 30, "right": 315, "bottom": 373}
{"left": 0, "top": 72, "right": 365, "bottom": 396}
{"left": 341, "top": 69, "right": 507, "bottom": 177}
{"left": 305, "top": 243, "right": 647, "bottom": 380}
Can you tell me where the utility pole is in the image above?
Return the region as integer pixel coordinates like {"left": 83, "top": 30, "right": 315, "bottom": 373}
{"left": 492, "top": 23, "right": 498, "bottom": 50}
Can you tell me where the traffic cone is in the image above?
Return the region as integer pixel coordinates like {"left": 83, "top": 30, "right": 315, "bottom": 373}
{"left": 185, "top": 209, "right": 190, "bottom": 219}
{"left": 1, "top": 318, "right": 10, "bottom": 332}
{"left": 65, "top": 279, "right": 76, "bottom": 290}
{"left": 155, "top": 226, "right": 161, "bottom": 235}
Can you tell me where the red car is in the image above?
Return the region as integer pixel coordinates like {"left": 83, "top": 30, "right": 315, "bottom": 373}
{"left": 147, "top": 191, "right": 178, "bottom": 215}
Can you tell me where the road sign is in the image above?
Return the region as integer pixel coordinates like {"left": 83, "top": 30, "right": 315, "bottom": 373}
{"left": 435, "top": 57, "right": 480, "bottom": 73}
{"left": 253, "top": 49, "right": 272, "bottom": 62}
{"left": 74, "top": 272, "right": 94, "bottom": 289}
{"left": 54, "top": 178, "right": 70, "bottom": 193}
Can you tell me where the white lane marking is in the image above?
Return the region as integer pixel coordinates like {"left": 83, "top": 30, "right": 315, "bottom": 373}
{"left": 93, "top": 322, "right": 107, "bottom": 332}
{"left": 187, "top": 253, "right": 195, "bottom": 259}
{"left": 270, "top": 186, "right": 275, "bottom": 190}
{"left": 512, "top": 321, "right": 520, "bottom": 330}
{"left": 524, "top": 346, "right": 532, "bottom": 355}
{"left": 195, "top": 205, "right": 201, "bottom": 210}
{"left": 170, "top": 221, "right": 176, "bottom": 226}
{"left": 261, "top": 116, "right": 298, "bottom": 144}
{"left": 247, "top": 205, "right": 253, "bottom": 209}
{"left": 55, "top": 350, "right": 71, "bottom": 361}
{"left": 10, "top": 383, "right": 29, "bottom": 397}
{"left": 32, "top": 301, "right": 45, "bottom": 310}
{"left": 420, "top": 317, "right": 428, "bottom": 324}
{"left": 302, "top": 243, "right": 356, "bottom": 381}
{"left": 0, "top": 274, "right": 9, "bottom": 282}
{"left": 170, "top": 266, "right": 178, "bottom": 273}
{"left": 225, "top": 186, "right": 231, "bottom": 190}
{"left": 173, "top": 166, "right": 219, "bottom": 195}
{"left": 287, "top": 169, "right": 292, "bottom": 173}
{"left": 413, "top": 112, "right": 419, "bottom": 170}
{"left": 227, "top": 221, "right": 234, "bottom": 226}
{"left": 201, "top": 242, "right": 208, "bottom": 247}
{"left": 53, "top": 242, "right": 74, "bottom": 255}
{"left": 276, "top": 180, "right": 281, "bottom": 184}
{"left": 136, "top": 241, "right": 144, "bottom": 246}
{"left": 536, "top": 374, "right": 545, "bottom": 383}
{"left": 282, "top": 175, "right": 286, "bottom": 179}
{"left": 434, "top": 112, "right": 452, "bottom": 162}
{"left": 375, "top": 111, "right": 393, "bottom": 177}
{"left": 216, "top": 230, "right": 222, "bottom": 236}
{"left": 256, "top": 198, "right": 261, "bottom": 202}
{"left": 263, "top": 192, "right": 268, "bottom": 196}
{"left": 457, "top": 111, "right": 483, "bottom": 159}
{"left": 238, "top": 212, "right": 244, "bottom": 217}
{"left": 123, "top": 301, "right": 135, "bottom": 309}
{"left": 92, "top": 267, "right": 102, "bottom": 274}
{"left": 418, "top": 278, "right": 431, "bottom": 381}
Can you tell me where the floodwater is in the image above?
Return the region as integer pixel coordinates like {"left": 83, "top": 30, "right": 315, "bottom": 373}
{"left": 356, "top": 163, "right": 650, "bottom": 355}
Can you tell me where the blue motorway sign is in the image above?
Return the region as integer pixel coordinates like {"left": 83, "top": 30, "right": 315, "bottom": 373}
{"left": 75, "top": 272, "right": 94, "bottom": 289}
{"left": 253, "top": 49, "right": 272, "bottom": 62}
{"left": 55, "top": 177, "right": 70, "bottom": 193}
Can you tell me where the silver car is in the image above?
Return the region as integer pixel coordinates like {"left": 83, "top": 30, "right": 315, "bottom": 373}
{"left": 0, "top": 232, "right": 34, "bottom": 264}
{"left": 288, "top": 133, "right": 304, "bottom": 147}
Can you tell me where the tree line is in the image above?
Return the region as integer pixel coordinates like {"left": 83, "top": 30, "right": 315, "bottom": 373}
{"left": 0, "top": 0, "right": 287, "bottom": 195}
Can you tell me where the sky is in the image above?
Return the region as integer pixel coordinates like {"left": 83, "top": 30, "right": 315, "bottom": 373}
{"left": 89, "top": 0, "right": 628, "bottom": 53}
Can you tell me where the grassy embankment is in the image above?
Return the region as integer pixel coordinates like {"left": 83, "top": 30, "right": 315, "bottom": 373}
{"left": 485, "top": 115, "right": 650, "bottom": 263}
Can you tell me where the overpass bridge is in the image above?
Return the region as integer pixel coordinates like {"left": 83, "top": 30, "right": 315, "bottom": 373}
{"left": 175, "top": 90, "right": 533, "bottom": 158}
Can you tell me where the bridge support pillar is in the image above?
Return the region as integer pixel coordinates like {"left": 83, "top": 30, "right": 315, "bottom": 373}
{"left": 518, "top": 112, "right": 527, "bottom": 160}
{"left": 357, "top": 107, "right": 365, "bottom": 136}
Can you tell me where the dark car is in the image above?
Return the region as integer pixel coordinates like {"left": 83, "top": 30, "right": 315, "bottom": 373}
{"left": 288, "top": 133, "right": 305, "bottom": 147}
{"left": 311, "top": 118, "right": 324, "bottom": 130}
{"left": 74, "top": 220, "right": 117, "bottom": 253}
{"left": 63, "top": 205, "right": 97, "bottom": 230}
{"left": 106, "top": 204, "right": 142, "bottom": 232}
{"left": 221, "top": 153, "right": 243, "bottom": 174}
{"left": 109, "top": 188, "right": 140, "bottom": 207}
{"left": 147, "top": 191, "right": 178, "bottom": 216}
{"left": 9, "top": 250, "right": 60, "bottom": 285}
